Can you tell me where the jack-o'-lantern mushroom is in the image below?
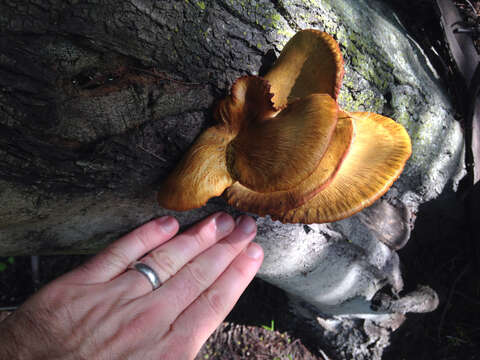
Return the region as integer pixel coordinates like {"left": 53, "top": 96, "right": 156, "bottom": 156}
{"left": 157, "top": 29, "right": 412, "bottom": 224}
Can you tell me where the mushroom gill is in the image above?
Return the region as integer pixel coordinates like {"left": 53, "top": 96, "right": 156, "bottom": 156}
{"left": 157, "top": 29, "right": 412, "bottom": 224}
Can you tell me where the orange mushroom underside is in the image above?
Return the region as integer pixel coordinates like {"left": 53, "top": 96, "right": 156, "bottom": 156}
{"left": 157, "top": 29, "right": 412, "bottom": 224}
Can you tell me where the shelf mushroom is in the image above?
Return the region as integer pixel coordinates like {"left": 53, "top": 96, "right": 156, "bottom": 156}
{"left": 157, "top": 29, "right": 412, "bottom": 224}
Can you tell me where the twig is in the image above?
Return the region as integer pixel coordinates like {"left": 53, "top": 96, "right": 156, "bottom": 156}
{"left": 464, "top": 0, "right": 478, "bottom": 16}
{"left": 31, "top": 255, "right": 40, "bottom": 291}
{"left": 136, "top": 145, "right": 167, "bottom": 162}
{"left": 437, "top": 264, "right": 470, "bottom": 340}
{"left": 319, "top": 349, "right": 331, "bottom": 360}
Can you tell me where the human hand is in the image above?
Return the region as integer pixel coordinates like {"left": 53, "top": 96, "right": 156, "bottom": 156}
{"left": 0, "top": 212, "right": 262, "bottom": 360}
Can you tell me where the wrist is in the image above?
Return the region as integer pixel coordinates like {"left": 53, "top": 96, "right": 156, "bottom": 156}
{"left": 0, "top": 315, "right": 21, "bottom": 359}
{"left": 0, "top": 312, "right": 38, "bottom": 360}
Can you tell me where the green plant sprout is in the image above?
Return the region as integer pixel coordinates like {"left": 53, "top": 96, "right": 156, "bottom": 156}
{"left": 262, "top": 319, "right": 275, "bottom": 331}
{"left": 0, "top": 257, "right": 15, "bottom": 272}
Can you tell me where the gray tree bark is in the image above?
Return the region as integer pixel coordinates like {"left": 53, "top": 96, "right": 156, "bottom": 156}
{"left": 0, "top": 0, "right": 463, "bottom": 251}
{"left": 0, "top": 0, "right": 235, "bottom": 254}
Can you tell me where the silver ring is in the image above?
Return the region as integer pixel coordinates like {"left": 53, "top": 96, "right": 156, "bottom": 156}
{"left": 129, "top": 262, "right": 162, "bottom": 290}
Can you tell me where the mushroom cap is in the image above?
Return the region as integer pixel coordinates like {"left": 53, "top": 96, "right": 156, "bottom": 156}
{"left": 277, "top": 112, "right": 412, "bottom": 224}
{"left": 229, "top": 92, "right": 339, "bottom": 193}
{"left": 224, "top": 111, "right": 355, "bottom": 215}
{"left": 264, "top": 29, "right": 344, "bottom": 108}
{"left": 157, "top": 126, "right": 234, "bottom": 211}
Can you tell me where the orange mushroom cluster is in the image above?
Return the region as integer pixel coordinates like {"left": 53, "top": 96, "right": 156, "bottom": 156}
{"left": 157, "top": 29, "right": 412, "bottom": 224}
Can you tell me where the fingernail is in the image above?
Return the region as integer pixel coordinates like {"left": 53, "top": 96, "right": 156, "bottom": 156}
{"left": 245, "top": 243, "right": 262, "bottom": 259}
{"left": 157, "top": 216, "right": 177, "bottom": 233}
{"left": 215, "top": 213, "right": 234, "bottom": 233}
{"left": 236, "top": 215, "right": 256, "bottom": 234}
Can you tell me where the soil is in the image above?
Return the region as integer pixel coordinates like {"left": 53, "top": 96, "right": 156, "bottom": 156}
{"left": 1, "top": 1, "right": 480, "bottom": 359}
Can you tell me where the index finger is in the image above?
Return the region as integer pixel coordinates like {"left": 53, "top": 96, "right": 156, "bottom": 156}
{"left": 63, "top": 216, "right": 179, "bottom": 284}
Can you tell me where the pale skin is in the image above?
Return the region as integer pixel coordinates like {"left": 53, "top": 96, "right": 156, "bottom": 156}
{"left": 0, "top": 212, "right": 263, "bottom": 360}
